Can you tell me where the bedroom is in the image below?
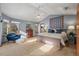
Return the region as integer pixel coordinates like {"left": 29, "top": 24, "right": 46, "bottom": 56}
{"left": 0, "top": 3, "right": 78, "bottom": 56}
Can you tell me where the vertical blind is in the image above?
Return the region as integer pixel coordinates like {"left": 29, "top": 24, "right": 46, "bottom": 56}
{"left": 50, "top": 16, "right": 64, "bottom": 29}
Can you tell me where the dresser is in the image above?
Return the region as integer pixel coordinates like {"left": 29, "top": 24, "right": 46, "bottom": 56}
{"left": 26, "top": 28, "right": 33, "bottom": 38}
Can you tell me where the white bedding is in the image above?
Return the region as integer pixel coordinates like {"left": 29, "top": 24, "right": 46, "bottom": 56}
{"left": 38, "top": 33, "right": 67, "bottom": 46}
{"left": 38, "top": 33, "right": 62, "bottom": 39}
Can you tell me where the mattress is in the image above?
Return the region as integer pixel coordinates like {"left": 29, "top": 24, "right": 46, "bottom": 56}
{"left": 37, "top": 33, "right": 66, "bottom": 46}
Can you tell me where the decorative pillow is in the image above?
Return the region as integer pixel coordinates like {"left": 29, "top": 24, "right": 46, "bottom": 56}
{"left": 48, "top": 29, "right": 55, "bottom": 33}
{"left": 56, "top": 29, "right": 62, "bottom": 33}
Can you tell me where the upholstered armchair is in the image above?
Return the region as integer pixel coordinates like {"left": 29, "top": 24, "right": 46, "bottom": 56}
{"left": 7, "top": 33, "right": 21, "bottom": 42}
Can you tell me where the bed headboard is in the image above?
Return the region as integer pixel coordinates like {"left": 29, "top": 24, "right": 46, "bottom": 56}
{"left": 48, "top": 29, "right": 67, "bottom": 33}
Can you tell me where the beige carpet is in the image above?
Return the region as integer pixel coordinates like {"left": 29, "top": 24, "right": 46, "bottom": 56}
{"left": 0, "top": 37, "right": 75, "bottom": 56}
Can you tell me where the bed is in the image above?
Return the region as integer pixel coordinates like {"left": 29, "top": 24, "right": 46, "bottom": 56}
{"left": 37, "top": 33, "right": 68, "bottom": 50}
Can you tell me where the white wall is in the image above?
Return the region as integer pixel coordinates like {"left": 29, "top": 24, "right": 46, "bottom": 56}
{"left": 39, "top": 15, "right": 76, "bottom": 31}
{"left": 0, "top": 4, "right": 2, "bottom": 45}
{"left": 2, "top": 13, "right": 76, "bottom": 37}
{"left": 2, "top": 19, "right": 37, "bottom": 36}
{"left": 2, "top": 13, "right": 37, "bottom": 36}
{"left": 0, "top": 6, "right": 1, "bottom": 16}
{"left": 0, "top": 20, "right": 2, "bottom": 46}
{"left": 64, "top": 15, "right": 76, "bottom": 29}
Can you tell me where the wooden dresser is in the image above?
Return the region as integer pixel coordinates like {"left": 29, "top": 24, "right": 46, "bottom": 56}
{"left": 26, "top": 28, "right": 33, "bottom": 38}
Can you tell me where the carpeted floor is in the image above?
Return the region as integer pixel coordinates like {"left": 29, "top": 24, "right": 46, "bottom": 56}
{"left": 0, "top": 37, "right": 75, "bottom": 56}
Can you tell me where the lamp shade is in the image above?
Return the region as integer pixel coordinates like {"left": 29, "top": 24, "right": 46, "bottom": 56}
{"left": 68, "top": 25, "right": 75, "bottom": 29}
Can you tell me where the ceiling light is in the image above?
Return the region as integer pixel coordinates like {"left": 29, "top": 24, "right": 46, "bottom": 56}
{"left": 36, "top": 15, "right": 41, "bottom": 19}
{"left": 36, "top": 5, "right": 41, "bottom": 19}
{"left": 68, "top": 25, "right": 75, "bottom": 29}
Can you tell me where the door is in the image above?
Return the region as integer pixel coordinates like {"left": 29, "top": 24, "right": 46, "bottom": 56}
{"left": 76, "top": 4, "right": 79, "bottom": 55}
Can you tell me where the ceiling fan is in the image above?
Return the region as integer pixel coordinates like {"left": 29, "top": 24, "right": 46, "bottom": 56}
{"left": 36, "top": 5, "right": 42, "bottom": 19}
{"left": 64, "top": 6, "right": 70, "bottom": 15}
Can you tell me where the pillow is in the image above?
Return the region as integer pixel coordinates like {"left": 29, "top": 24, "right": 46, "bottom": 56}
{"left": 56, "top": 29, "right": 62, "bottom": 33}
{"left": 48, "top": 29, "right": 55, "bottom": 33}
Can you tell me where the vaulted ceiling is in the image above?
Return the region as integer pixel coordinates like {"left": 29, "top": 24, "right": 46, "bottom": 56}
{"left": 0, "top": 3, "right": 77, "bottom": 22}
